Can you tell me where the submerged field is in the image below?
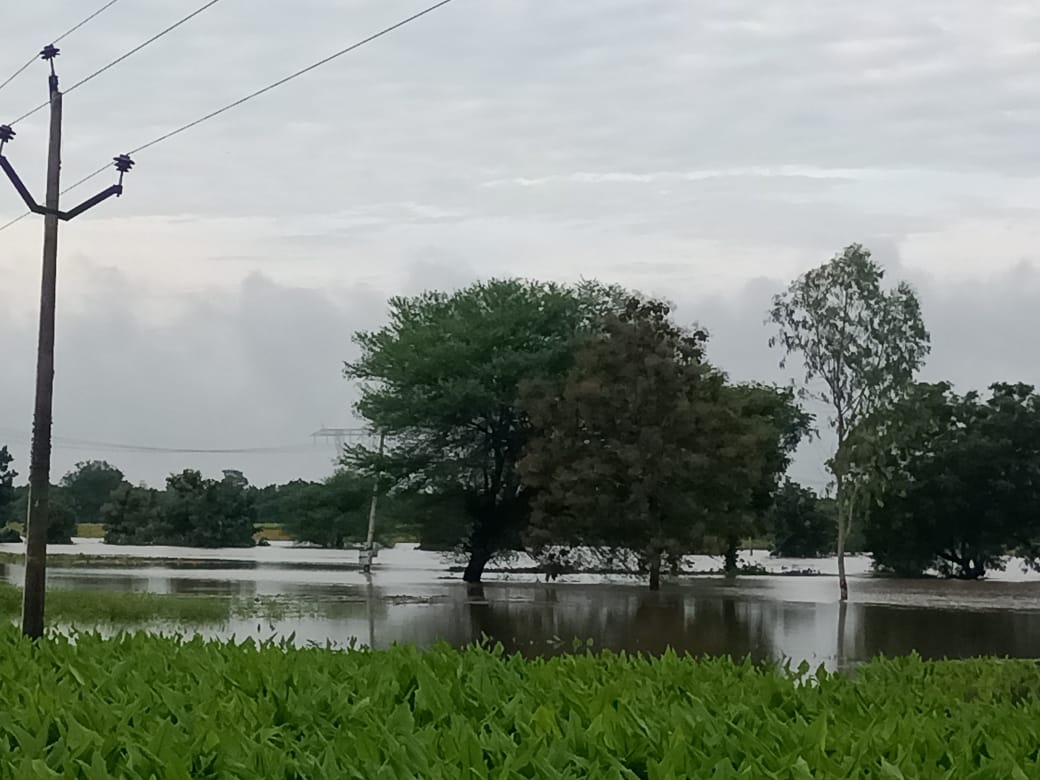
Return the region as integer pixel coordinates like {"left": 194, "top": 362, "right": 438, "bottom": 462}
{"left": 0, "top": 629, "right": 1037, "bottom": 778}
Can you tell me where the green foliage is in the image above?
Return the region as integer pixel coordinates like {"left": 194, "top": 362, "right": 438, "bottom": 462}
{"left": 45, "top": 488, "right": 78, "bottom": 545}
{"left": 0, "top": 446, "right": 15, "bottom": 521}
{"left": 0, "top": 582, "right": 230, "bottom": 625}
{"left": 255, "top": 474, "right": 425, "bottom": 548}
{"left": 768, "top": 480, "right": 836, "bottom": 558}
{"left": 769, "top": 244, "right": 930, "bottom": 596}
{"left": 0, "top": 631, "right": 1037, "bottom": 777}
{"left": 0, "top": 447, "right": 20, "bottom": 542}
{"left": 101, "top": 485, "right": 164, "bottom": 545}
{"left": 345, "top": 278, "right": 623, "bottom": 582}
{"left": 857, "top": 382, "right": 1040, "bottom": 578}
{"left": 521, "top": 298, "right": 808, "bottom": 588}
{"left": 103, "top": 470, "right": 257, "bottom": 548}
{"left": 60, "top": 461, "right": 127, "bottom": 527}
{"left": 3, "top": 484, "right": 77, "bottom": 544}
{"left": 279, "top": 472, "right": 370, "bottom": 548}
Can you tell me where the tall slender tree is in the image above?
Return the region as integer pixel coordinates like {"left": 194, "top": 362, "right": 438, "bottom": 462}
{"left": 769, "top": 244, "right": 929, "bottom": 600}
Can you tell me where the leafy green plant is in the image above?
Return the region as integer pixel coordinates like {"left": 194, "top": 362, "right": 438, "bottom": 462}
{"left": 0, "top": 628, "right": 1036, "bottom": 778}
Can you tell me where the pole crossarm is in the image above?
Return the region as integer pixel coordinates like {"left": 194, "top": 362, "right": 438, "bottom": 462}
{"left": 0, "top": 144, "right": 130, "bottom": 222}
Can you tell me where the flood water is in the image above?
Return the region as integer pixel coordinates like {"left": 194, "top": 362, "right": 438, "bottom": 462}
{"left": 5, "top": 540, "right": 1040, "bottom": 669}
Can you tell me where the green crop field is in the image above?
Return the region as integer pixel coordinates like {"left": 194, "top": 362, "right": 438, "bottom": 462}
{"left": 0, "top": 629, "right": 1036, "bottom": 778}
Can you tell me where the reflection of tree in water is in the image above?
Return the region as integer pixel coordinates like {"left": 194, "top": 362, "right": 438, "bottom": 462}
{"left": 463, "top": 586, "right": 776, "bottom": 661}
{"left": 856, "top": 605, "right": 1040, "bottom": 661}
{"left": 168, "top": 578, "right": 258, "bottom": 598}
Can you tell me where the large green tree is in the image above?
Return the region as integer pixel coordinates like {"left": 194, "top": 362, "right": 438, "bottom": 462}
{"left": 520, "top": 298, "right": 807, "bottom": 590}
{"left": 102, "top": 485, "right": 164, "bottom": 545}
{"left": 345, "top": 278, "right": 621, "bottom": 582}
{"left": 103, "top": 470, "right": 257, "bottom": 548}
{"left": 717, "top": 383, "right": 812, "bottom": 572}
{"left": 767, "top": 480, "right": 835, "bottom": 558}
{"left": 3, "top": 483, "right": 77, "bottom": 544}
{"left": 281, "top": 472, "right": 371, "bottom": 549}
{"left": 769, "top": 244, "right": 930, "bottom": 600}
{"left": 854, "top": 382, "right": 1040, "bottom": 578}
{"left": 61, "top": 461, "right": 126, "bottom": 526}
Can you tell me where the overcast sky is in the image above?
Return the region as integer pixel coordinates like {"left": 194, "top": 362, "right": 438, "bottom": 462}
{"left": 1, "top": 0, "right": 1038, "bottom": 489}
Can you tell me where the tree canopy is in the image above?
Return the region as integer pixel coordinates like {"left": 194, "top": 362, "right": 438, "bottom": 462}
{"left": 769, "top": 244, "right": 930, "bottom": 599}
{"left": 767, "top": 480, "right": 835, "bottom": 558}
{"left": 520, "top": 298, "right": 808, "bottom": 589}
{"left": 61, "top": 461, "right": 127, "bottom": 527}
{"left": 0, "top": 446, "right": 15, "bottom": 525}
{"left": 103, "top": 470, "right": 257, "bottom": 548}
{"left": 854, "top": 382, "right": 1040, "bottom": 579}
{"left": 345, "top": 278, "right": 623, "bottom": 582}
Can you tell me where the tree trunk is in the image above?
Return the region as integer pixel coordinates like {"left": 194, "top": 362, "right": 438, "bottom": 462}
{"left": 836, "top": 507, "right": 849, "bottom": 602}
{"left": 835, "top": 475, "right": 854, "bottom": 603}
{"left": 723, "top": 542, "right": 739, "bottom": 576}
{"left": 463, "top": 547, "right": 492, "bottom": 583}
{"left": 648, "top": 553, "right": 662, "bottom": 591}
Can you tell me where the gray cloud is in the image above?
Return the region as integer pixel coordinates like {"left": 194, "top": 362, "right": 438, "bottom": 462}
{"left": 1, "top": 1, "right": 1039, "bottom": 489}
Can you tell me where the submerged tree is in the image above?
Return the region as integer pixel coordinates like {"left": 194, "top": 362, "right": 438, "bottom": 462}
{"left": 717, "top": 383, "right": 812, "bottom": 572}
{"left": 767, "top": 480, "right": 835, "bottom": 558}
{"left": 345, "top": 278, "right": 623, "bottom": 583}
{"left": 101, "top": 485, "right": 164, "bottom": 545}
{"left": 521, "top": 298, "right": 807, "bottom": 590}
{"left": 102, "top": 470, "right": 257, "bottom": 548}
{"left": 769, "top": 244, "right": 929, "bottom": 600}
{"left": 857, "top": 382, "right": 1040, "bottom": 578}
{"left": 0, "top": 446, "right": 16, "bottom": 526}
{"left": 61, "top": 461, "right": 127, "bottom": 526}
{"left": 281, "top": 472, "right": 371, "bottom": 549}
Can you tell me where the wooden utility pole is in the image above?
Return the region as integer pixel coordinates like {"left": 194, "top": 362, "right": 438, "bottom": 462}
{"left": 361, "top": 432, "right": 385, "bottom": 574}
{"left": 0, "top": 46, "right": 134, "bottom": 638}
{"left": 21, "top": 55, "right": 63, "bottom": 640}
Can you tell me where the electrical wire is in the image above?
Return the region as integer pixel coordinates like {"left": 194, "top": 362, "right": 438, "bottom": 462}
{"left": 0, "top": 211, "right": 30, "bottom": 233}
{"left": 129, "top": 0, "right": 455, "bottom": 156}
{"left": 8, "top": 0, "right": 224, "bottom": 127}
{"left": 0, "top": 426, "right": 375, "bottom": 455}
{"left": 0, "top": 0, "right": 456, "bottom": 236}
{"left": 65, "top": 0, "right": 223, "bottom": 96}
{"left": 0, "top": 432, "right": 325, "bottom": 456}
{"left": 0, "top": 0, "right": 122, "bottom": 97}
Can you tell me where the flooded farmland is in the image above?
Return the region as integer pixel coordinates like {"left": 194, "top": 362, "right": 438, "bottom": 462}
{"left": 4, "top": 540, "right": 1040, "bottom": 670}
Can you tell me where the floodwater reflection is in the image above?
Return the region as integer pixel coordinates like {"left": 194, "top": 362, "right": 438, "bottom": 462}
{"left": 2, "top": 547, "right": 1040, "bottom": 668}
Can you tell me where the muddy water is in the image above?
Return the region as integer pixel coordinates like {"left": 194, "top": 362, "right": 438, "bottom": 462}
{"left": 4, "top": 541, "right": 1040, "bottom": 669}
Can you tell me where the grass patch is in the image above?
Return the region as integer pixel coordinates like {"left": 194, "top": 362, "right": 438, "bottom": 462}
{"left": 254, "top": 523, "right": 293, "bottom": 542}
{"left": 0, "top": 632, "right": 1037, "bottom": 777}
{"left": 74, "top": 523, "right": 106, "bottom": 539}
{"left": 0, "top": 582, "right": 231, "bottom": 625}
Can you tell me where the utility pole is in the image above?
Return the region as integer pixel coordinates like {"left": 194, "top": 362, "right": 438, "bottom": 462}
{"left": 21, "top": 48, "right": 63, "bottom": 640}
{"left": 0, "top": 45, "right": 133, "bottom": 638}
{"left": 361, "top": 431, "right": 385, "bottom": 574}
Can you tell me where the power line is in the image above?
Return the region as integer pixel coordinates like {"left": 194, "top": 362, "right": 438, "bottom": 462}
{"left": 66, "top": 0, "right": 224, "bottom": 97}
{"left": 0, "top": 211, "right": 30, "bottom": 233}
{"left": 0, "top": 0, "right": 457, "bottom": 236}
{"left": 0, "top": 428, "right": 322, "bottom": 455}
{"left": 0, "top": 0, "right": 122, "bottom": 97}
{"left": 53, "top": 0, "right": 125, "bottom": 46}
{"left": 8, "top": 0, "right": 224, "bottom": 127}
{"left": 122, "top": 0, "right": 456, "bottom": 156}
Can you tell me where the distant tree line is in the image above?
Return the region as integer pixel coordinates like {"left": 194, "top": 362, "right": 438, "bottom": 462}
{"left": 0, "top": 456, "right": 423, "bottom": 550}
{"left": 2, "top": 242, "right": 1037, "bottom": 586}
